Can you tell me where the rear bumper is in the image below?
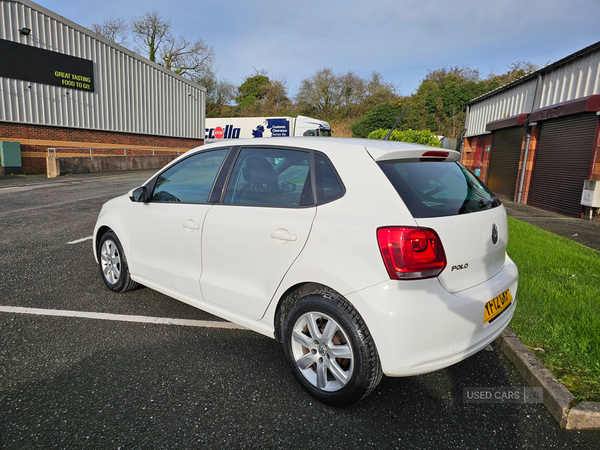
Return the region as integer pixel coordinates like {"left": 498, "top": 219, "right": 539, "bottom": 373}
{"left": 346, "top": 255, "right": 518, "bottom": 376}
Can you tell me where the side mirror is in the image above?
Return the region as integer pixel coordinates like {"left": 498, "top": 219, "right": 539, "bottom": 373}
{"left": 129, "top": 186, "right": 147, "bottom": 203}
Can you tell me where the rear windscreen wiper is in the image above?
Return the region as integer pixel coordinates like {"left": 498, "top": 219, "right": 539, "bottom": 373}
{"left": 480, "top": 196, "right": 501, "bottom": 207}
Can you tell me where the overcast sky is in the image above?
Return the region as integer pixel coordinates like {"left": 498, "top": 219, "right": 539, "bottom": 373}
{"left": 39, "top": 0, "right": 600, "bottom": 97}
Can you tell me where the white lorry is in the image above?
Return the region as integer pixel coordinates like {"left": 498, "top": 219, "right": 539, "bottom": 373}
{"left": 204, "top": 115, "right": 332, "bottom": 144}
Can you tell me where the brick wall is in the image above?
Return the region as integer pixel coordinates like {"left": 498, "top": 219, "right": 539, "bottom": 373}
{"left": 461, "top": 134, "right": 493, "bottom": 183}
{"left": 0, "top": 122, "right": 204, "bottom": 174}
{"left": 592, "top": 127, "right": 600, "bottom": 181}
{"left": 517, "top": 125, "right": 540, "bottom": 204}
{"left": 463, "top": 131, "right": 540, "bottom": 203}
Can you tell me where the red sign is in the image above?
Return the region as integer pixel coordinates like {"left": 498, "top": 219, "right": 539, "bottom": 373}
{"left": 214, "top": 127, "right": 224, "bottom": 139}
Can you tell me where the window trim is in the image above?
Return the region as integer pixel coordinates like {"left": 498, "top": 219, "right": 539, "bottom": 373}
{"left": 142, "top": 144, "right": 347, "bottom": 209}
{"left": 218, "top": 145, "right": 318, "bottom": 209}
{"left": 145, "top": 147, "right": 233, "bottom": 205}
{"left": 210, "top": 146, "right": 240, "bottom": 203}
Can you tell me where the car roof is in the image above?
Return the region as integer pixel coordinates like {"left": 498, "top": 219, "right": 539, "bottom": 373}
{"left": 199, "top": 137, "right": 460, "bottom": 162}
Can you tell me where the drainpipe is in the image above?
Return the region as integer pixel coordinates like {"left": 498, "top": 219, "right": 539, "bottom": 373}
{"left": 516, "top": 74, "right": 543, "bottom": 204}
{"left": 516, "top": 119, "right": 533, "bottom": 203}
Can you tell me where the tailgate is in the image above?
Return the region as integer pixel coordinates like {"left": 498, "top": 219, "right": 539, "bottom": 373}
{"left": 416, "top": 206, "right": 509, "bottom": 293}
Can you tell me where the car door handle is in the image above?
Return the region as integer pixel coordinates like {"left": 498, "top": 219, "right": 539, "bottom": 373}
{"left": 270, "top": 230, "right": 297, "bottom": 242}
{"left": 183, "top": 219, "right": 200, "bottom": 232}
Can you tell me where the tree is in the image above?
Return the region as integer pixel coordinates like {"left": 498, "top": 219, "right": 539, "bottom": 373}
{"left": 488, "top": 61, "right": 540, "bottom": 86}
{"left": 363, "top": 72, "right": 399, "bottom": 109}
{"left": 197, "top": 69, "right": 237, "bottom": 118}
{"left": 252, "top": 78, "right": 292, "bottom": 116}
{"left": 236, "top": 73, "right": 271, "bottom": 109}
{"left": 376, "top": 65, "right": 506, "bottom": 138}
{"left": 131, "top": 11, "right": 170, "bottom": 63}
{"left": 93, "top": 11, "right": 229, "bottom": 113}
{"left": 161, "top": 36, "right": 215, "bottom": 79}
{"left": 358, "top": 62, "right": 541, "bottom": 139}
{"left": 295, "top": 68, "right": 341, "bottom": 118}
{"left": 235, "top": 71, "right": 292, "bottom": 116}
{"left": 337, "top": 70, "right": 365, "bottom": 113}
{"left": 350, "top": 102, "right": 403, "bottom": 138}
{"left": 129, "top": 11, "right": 215, "bottom": 80}
{"left": 295, "top": 69, "right": 398, "bottom": 122}
{"left": 93, "top": 11, "right": 217, "bottom": 81}
{"left": 91, "top": 18, "right": 128, "bottom": 46}
{"left": 422, "top": 65, "right": 482, "bottom": 85}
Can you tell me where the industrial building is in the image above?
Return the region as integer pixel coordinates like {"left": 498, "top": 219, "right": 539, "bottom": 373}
{"left": 462, "top": 41, "right": 600, "bottom": 221}
{"left": 0, "top": 0, "right": 206, "bottom": 176}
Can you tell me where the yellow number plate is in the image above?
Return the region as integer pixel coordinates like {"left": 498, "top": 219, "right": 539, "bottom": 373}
{"left": 484, "top": 289, "right": 513, "bottom": 324}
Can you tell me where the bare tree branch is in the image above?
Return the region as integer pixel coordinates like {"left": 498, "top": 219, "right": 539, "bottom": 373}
{"left": 160, "top": 36, "right": 215, "bottom": 78}
{"left": 91, "top": 18, "right": 128, "bottom": 46}
{"left": 131, "top": 11, "right": 171, "bottom": 62}
{"left": 198, "top": 68, "right": 237, "bottom": 118}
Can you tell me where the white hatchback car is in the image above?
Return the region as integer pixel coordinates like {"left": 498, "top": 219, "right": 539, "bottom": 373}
{"left": 94, "top": 137, "right": 518, "bottom": 406}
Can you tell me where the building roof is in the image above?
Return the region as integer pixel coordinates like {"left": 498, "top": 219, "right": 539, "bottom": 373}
{"left": 467, "top": 40, "right": 600, "bottom": 106}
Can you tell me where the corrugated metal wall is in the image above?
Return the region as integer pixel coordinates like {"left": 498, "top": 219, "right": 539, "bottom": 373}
{"left": 0, "top": 0, "right": 205, "bottom": 139}
{"left": 466, "top": 79, "right": 537, "bottom": 136}
{"left": 466, "top": 44, "right": 600, "bottom": 137}
{"left": 537, "top": 50, "right": 600, "bottom": 108}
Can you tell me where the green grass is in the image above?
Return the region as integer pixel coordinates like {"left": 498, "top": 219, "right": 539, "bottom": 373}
{"left": 507, "top": 217, "right": 600, "bottom": 401}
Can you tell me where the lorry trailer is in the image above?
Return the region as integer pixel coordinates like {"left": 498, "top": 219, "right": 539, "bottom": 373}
{"left": 205, "top": 116, "right": 332, "bottom": 144}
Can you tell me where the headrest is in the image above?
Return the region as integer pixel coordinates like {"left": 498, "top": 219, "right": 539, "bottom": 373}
{"left": 242, "top": 156, "right": 278, "bottom": 185}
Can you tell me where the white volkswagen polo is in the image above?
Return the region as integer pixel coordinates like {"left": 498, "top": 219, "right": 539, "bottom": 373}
{"left": 94, "top": 137, "right": 518, "bottom": 406}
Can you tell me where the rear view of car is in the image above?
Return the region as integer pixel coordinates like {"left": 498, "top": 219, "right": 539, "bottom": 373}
{"left": 361, "top": 145, "right": 518, "bottom": 377}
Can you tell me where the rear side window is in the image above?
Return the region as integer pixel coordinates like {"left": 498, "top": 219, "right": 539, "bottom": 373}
{"left": 224, "top": 147, "right": 312, "bottom": 207}
{"left": 378, "top": 161, "right": 498, "bottom": 218}
{"left": 314, "top": 153, "right": 344, "bottom": 204}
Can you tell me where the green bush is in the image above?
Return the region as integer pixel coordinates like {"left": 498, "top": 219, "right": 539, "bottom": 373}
{"left": 350, "top": 102, "right": 403, "bottom": 138}
{"left": 367, "top": 128, "right": 442, "bottom": 147}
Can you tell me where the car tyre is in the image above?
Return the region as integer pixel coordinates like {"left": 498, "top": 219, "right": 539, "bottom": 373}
{"left": 98, "top": 231, "right": 139, "bottom": 293}
{"left": 282, "top": 291, "right": 382, "bottom": 406}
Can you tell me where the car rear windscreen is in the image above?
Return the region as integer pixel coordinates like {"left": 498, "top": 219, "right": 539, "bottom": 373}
{"left": 377, "top": 161, "right": 499, "bottom": 218}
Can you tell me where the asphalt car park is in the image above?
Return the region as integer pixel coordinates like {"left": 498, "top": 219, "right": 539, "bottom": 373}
{"left": 1, "top": 170, "right": 599, "bottom": 448}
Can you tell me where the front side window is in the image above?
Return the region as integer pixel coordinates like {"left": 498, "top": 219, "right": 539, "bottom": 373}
{"left": 224, "top": 147, "right": 312, "bottom": 207}
{"left": 152, "top": 149, "right": 229, "bottom": 203}
{"left": 378, "top": 161, "right": 498, "bottom": 218}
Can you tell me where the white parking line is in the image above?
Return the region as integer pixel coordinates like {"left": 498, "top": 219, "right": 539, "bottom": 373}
{"left": 0, "top": 306, "right": 246, "bottom": 329}
{"left": 67, "top": 236, "right": 93, "bottom": 244}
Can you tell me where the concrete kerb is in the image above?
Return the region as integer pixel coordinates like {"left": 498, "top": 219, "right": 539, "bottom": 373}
{"left": 495, "top": 327, "right": 600, "bottom": 430}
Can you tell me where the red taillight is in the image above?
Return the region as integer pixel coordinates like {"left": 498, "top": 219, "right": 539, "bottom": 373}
{"left": 377, "top": 227, "right": 447, "bottom": 280}
{"left": 420, "top": 151, "right": 449, "bottom": 161}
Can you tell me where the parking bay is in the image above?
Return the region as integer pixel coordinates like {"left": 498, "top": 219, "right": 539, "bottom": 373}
{"left": 1, "top": 171, "right": 598, "bottom": 448}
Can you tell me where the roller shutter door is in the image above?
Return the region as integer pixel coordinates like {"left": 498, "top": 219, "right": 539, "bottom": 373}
{"left": 528, "top": 114, "right": 598, "bottom": 217}
{"left": 487, "top": 127, "right": 524, "bottom": 200}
